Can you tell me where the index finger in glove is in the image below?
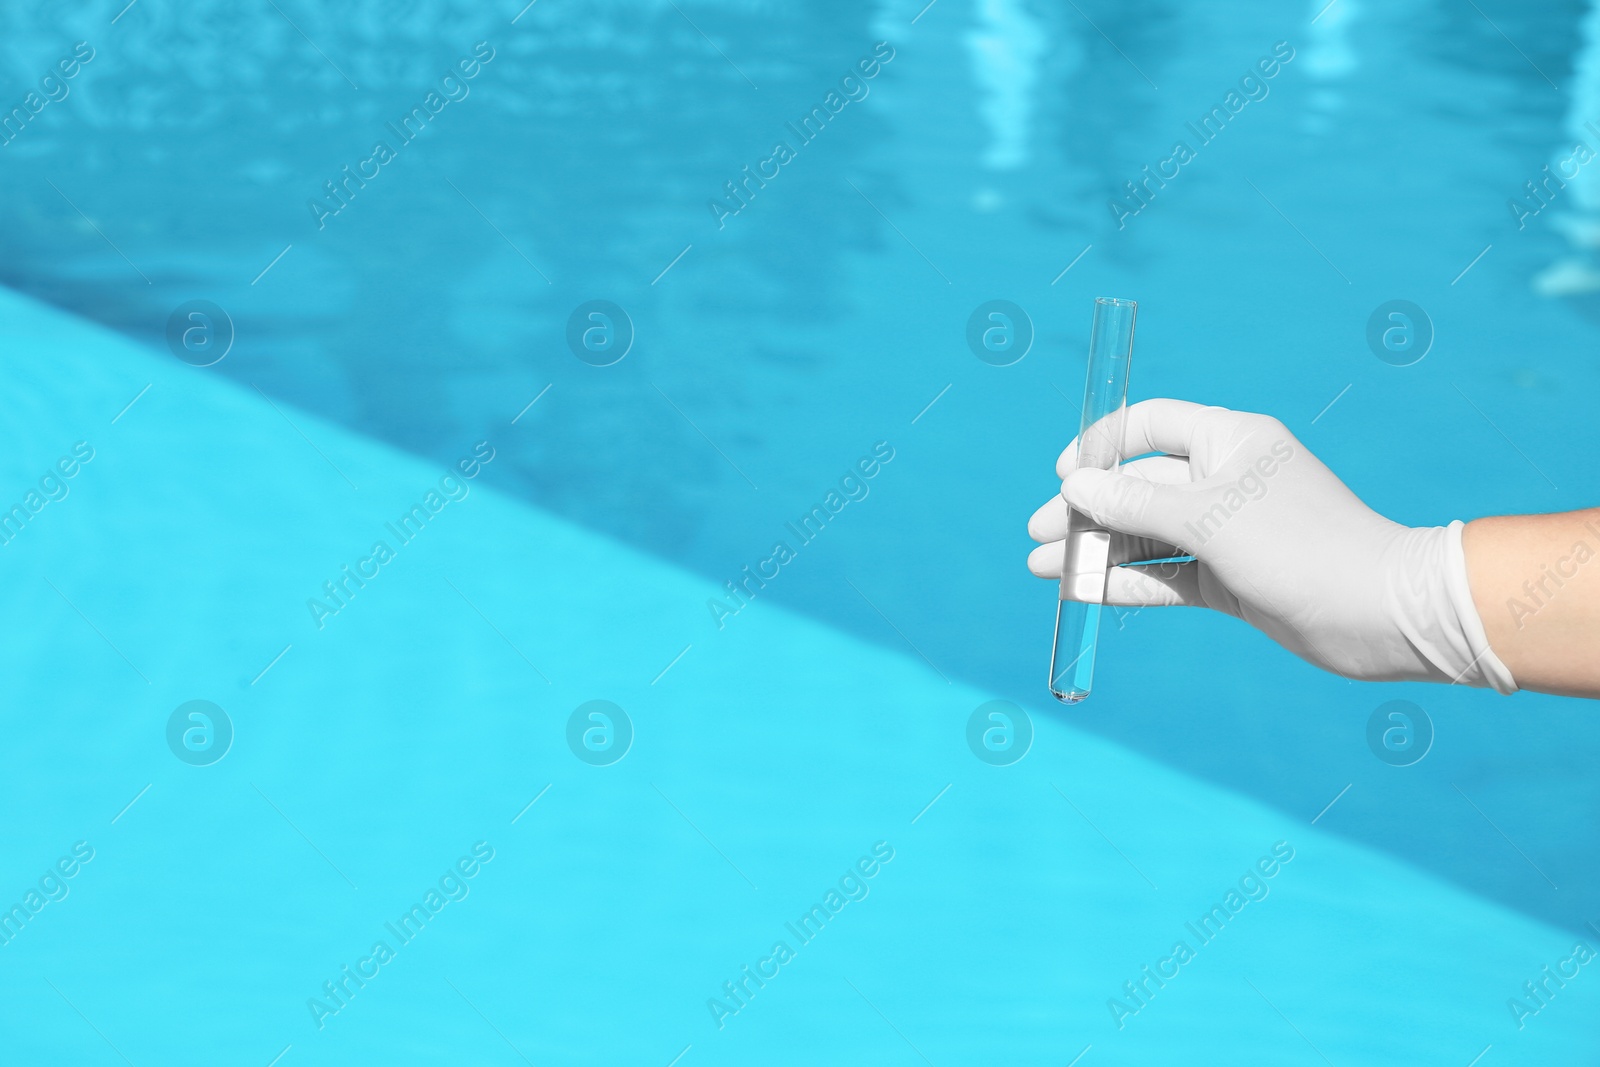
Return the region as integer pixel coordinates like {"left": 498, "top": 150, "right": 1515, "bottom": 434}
{"left": 1054, "top": 398, "right": 1218, "bottom": 479}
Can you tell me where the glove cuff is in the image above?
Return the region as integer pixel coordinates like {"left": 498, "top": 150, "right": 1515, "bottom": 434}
{"left": 1441, "top": 520, "right": 1518, "bottom": 694}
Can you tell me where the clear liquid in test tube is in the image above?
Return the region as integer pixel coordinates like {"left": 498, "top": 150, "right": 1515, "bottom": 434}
{"left": 1049, "top": 297, "right": 1136, "bottom": 704}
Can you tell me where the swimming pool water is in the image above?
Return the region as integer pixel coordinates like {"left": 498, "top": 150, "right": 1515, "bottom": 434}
{"left": 1, "top": 0, "right": 1597, "bottom": 1061}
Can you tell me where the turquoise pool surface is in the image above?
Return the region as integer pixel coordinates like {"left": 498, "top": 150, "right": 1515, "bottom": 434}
{"left": 2, "top": 0, "right": 1598, "bottom": 1062}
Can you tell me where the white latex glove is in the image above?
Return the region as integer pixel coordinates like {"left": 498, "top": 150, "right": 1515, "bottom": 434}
{"left": 1026, "top": 399, "right": 1516, "bottom": 692}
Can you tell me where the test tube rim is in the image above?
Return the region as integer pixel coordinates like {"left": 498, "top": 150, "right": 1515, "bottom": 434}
{"left": 1093, "top": 296, "right": 1138, "bottom": 310}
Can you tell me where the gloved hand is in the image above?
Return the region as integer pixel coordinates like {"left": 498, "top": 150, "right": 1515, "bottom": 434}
{"left": 1026, "top": 399, "right": 1517, "bottom": 692}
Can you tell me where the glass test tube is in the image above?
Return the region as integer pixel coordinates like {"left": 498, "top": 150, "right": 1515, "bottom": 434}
{"left": 1049, "top": 297, "right": 1136, "bottom": 704}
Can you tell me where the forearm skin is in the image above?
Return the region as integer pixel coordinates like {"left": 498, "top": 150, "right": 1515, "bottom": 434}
{"left": 1464, "top": 508, "right": 1600, "bottom": 699}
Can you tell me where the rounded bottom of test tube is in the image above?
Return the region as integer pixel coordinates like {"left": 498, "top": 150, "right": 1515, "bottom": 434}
{"left": 1050, "top": 687, "right": 1090, "bottom": 704}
